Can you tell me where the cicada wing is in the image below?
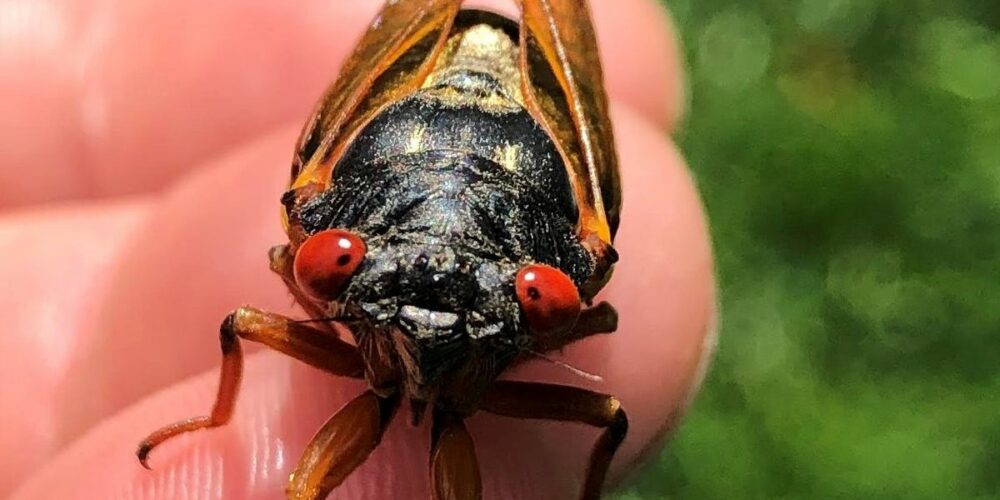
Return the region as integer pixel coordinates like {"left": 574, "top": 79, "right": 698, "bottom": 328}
{"left": 518, "top": 0, "right": 621, "bottom": 245}
{"left": 290, "top": 0, "right": 463, "bottom": 191}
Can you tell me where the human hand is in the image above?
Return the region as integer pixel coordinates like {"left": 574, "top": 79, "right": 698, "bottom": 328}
{"left": 0, "top": 0, "right": 713, "bottom": 498}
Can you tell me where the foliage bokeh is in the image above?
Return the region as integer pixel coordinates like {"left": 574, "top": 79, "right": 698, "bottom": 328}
{"left": 615, "top": 1, "right": 1000, "bottom": 498}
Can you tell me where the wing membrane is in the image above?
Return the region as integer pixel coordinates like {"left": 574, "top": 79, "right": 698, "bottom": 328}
{"left": 288, "top": 0, "right": 621, "bottom": 251}
{"left": 519, "top": 0, "right": 621, "bottom": 244}
{"left": 290, "top": 0, "right": 462, "bottom": 190}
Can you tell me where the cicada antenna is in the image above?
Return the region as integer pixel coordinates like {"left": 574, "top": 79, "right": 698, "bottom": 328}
{"left": 525, "top": 349, "right": 604, "bottom": 383}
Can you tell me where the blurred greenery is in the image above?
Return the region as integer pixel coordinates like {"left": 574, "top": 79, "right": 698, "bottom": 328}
{"left": 614, "top": 1, "right": 1000, "bottom": 498}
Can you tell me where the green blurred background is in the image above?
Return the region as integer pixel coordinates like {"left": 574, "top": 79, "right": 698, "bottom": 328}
{"left": 614, "top": 1, "right": 1000, "bottom": 498}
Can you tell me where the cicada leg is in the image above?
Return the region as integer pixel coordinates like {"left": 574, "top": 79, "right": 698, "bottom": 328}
{"left": 136, "top": 305, "right": 365, "bottom": 468}
{"left": 287, "top": 391, "right": 399, "bottom": 500}
{"left": 534, "top": 301, "right": 618, "bottom": 353}
{"left": 481, "top": 381, "right": 628, "bottom": 500}
{"left": 430, "top": 412, "right": 482, "bottom": 500}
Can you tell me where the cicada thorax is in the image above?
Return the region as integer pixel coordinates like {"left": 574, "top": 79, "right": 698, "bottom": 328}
{"left": 285, "top": 6, "right": 620, "bottom": 271}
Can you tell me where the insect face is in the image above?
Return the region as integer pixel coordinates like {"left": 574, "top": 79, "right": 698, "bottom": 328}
{"left": 296, "top": 229, "right": 586, "bottom": 398}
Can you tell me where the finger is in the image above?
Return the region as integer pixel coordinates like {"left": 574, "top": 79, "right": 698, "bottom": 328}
{"left": 588, "top": 0, "right": 685, "bottom": 130}
{"left": 0, "top": 199, "right": 152, "bottom": 496}
{"left": 0, "top": 0, "right": 682, "bottom": 207}
{"left": 11, "top": 106, "right": 713, "bottom": 500}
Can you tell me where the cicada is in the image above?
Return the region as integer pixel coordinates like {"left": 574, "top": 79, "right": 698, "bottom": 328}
{"left": 138, "top": 1, "right": 624, "bottom": 499}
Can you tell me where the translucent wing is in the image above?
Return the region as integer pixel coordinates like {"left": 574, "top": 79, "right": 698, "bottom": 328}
{"left": 518, "top": 0, "right": 621, "bottom": 244}
{"left": 290, "top": 0, "right": 463, "bottom": 191}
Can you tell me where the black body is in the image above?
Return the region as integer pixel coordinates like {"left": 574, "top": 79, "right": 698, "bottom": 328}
{"left": 298, "top": 15, "right": 594, "bottom": 411}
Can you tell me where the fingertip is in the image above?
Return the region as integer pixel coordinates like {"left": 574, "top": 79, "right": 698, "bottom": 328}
{"left": 606, "top": 103, "right": 714, "bottom": 431}
{"left": 592, "top": 0, "right": 687, "bottom": 129}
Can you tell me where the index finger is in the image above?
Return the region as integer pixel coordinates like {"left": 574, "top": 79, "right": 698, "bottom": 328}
{"left": 0, "top": 0, "right": 682, "bottom": 207}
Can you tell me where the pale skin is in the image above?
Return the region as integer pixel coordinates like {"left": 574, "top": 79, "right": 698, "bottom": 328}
{"left": 0, "top": 0, "right": 713, "bottom": 498}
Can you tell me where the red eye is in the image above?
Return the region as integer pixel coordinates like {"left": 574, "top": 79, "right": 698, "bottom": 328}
{"left": 515, "top": 264, "right": 581, "bottom": 334}
{"left": 293, "top": 229, "right": 366, "bottom": 301}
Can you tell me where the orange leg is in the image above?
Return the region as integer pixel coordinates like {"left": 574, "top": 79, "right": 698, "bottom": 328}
{"left": 137, "top": 306, "right": 364, "bottom": 468}
{"left": 430, "top": 412, "right": 482, "bottom": 500}
{"left": 286, "top": 391, "right": 399, "bottom": 500}
{"left": 481, "top": 381, "right": 628, "bottom": 500}
{"left": 534, "top": 301, "right": 618, "bottom": 353}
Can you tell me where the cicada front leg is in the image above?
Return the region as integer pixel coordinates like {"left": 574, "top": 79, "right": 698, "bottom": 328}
{"left": 137, "top": 306, "right": 364, "bottom": 467}
{"left": 533, "top": 301, "right": 618, "bottom": 353}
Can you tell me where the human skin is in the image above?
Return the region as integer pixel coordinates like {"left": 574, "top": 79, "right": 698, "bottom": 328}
{"left": 0, "top": 0, "right": 713, "bottom": 498}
